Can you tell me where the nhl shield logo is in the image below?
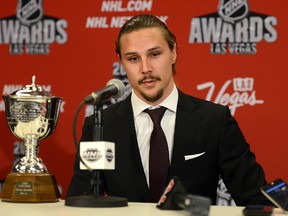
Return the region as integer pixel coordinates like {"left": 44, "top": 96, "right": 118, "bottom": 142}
{"left": 16, "top": 0, "right": 43, "bottom": 26}
{"left": 218, "top": 0, "right": 249, "bottom": 23}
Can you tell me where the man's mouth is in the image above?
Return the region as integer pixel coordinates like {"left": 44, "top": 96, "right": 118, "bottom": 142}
{"left": 139, "top": 77, "right": 161, "bottom": 85}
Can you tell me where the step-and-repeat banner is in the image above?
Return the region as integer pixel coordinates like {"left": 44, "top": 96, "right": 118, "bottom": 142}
{"left": 0, "top": 0, "right": 287, "bottom": 205}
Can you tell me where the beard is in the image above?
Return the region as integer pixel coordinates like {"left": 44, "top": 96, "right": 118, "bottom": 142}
{"left": 140, "top": 88, "right": 164, "bottom": 103}
{"left": 138, "top": 75, "right": 164, "bottom": 102}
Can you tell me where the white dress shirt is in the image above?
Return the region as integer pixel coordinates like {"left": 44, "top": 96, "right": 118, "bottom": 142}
{"left": 131, "top": 84, "right": 178, "bottom": 186}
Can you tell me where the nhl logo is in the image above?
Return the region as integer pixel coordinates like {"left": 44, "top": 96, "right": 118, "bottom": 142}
{"left": 218, "top": 0, "right": 249, "bottom": 23}
{"left": 16, "top": 0, "right": 43, "bottom": 26}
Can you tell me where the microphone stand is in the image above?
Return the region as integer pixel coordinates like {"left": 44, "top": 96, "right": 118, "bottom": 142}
{"left": 91, "top": 104, "right": 103, "bottom": 197}
{"left": 65, "top": 102, "right": 128, "bottom": 207}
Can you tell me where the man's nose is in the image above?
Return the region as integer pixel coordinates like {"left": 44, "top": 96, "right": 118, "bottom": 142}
{"left": 141, "top": 58, "right": 151, "bottom": 74}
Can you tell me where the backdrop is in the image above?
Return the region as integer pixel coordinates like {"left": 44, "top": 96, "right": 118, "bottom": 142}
{"left": 0, "top": 0, "right": 287, "bottom": 205}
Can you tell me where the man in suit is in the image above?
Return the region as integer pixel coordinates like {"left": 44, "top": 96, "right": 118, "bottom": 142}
{"left": 67, "top": 14, "right": 270, "bottom": 205}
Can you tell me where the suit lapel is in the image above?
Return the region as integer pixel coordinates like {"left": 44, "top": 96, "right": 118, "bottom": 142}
{"left": 112, "top": 96, "right": 150, "bottom": 198}
{"left": 169, "top": 91, "right": 202, "bottom": 177}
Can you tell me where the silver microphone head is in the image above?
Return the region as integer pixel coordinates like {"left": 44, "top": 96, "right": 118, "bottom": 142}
{"left": 106, "top": 79, "right": 125, "bottom": 99}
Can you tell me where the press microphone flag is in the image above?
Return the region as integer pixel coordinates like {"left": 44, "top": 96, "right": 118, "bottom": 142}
{"left": 84, "top": 79, "right": 125, "bottom": 104}
{"left": 80, "top": 141, "right": 115, "bottom": 170}
{"left": 66, "top": 140, "right": 128, "bottom": 207}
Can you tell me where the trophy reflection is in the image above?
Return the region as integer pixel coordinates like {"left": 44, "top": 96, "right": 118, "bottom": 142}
{"left": 1, "top": 76, "right": 63, "bottom": 202}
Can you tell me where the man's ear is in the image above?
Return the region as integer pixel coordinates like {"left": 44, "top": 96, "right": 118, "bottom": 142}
{"left": 172, "top": 44, "right": 177, "bottom": 63}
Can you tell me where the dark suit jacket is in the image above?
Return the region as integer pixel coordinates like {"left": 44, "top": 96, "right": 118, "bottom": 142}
{"left": 66, "top": 90, "right": 270, "bottom": 205}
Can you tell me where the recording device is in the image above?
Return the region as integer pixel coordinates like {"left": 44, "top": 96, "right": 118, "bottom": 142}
{"left": 84, "top": 79, "right": 125, "bottom": 104}
{"left": 261, "top": 178, "right": 288, "bottom": 213}
{"left": 242, "top": 205, "right": 274, "bottom": 216}
{"left": 157, "top": 177, "right": 211, "bottom": 216}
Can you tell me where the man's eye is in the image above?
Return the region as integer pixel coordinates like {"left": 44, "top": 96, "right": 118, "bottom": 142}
{"left": 150, "top": 52, "right": 160, "bottom": 57}
{"left": 129, "top": 56, "right": 139, "bottom": 61}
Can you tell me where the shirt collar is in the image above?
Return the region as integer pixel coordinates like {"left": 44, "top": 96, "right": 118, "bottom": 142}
{"left": 131, "top": 84, "right": 178, "bottom": 118}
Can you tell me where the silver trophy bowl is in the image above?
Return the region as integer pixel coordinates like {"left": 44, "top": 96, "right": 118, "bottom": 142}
{"left": 3, "top": 76, "right": 62, "bottom": 174}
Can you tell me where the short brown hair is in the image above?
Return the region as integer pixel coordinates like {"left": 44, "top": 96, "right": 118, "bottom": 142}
{"left": 115, "top": 14, "right": 177, "bottom": 74}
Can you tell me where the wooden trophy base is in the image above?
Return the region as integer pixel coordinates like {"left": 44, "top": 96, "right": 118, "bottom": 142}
{"left": 0, "top": 173, "right": 61, "bottom": 203}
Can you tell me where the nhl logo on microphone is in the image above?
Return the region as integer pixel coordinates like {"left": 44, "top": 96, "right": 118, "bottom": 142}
{"left": 80, "top": 141, "right": 115, "bottom": 170}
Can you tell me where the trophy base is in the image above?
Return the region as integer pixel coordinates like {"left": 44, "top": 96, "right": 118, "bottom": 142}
{"left": 0, "top": 173, "right": 61, "bottom": 203}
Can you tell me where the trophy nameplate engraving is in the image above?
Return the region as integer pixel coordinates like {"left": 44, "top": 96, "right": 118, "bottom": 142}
{"left": 15, "top": 181, "right": 33, "bottom": 197}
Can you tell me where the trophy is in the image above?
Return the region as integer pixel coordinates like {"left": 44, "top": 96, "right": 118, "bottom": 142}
{"left": 1, "top": 76, "right": 63, "bottom": 202}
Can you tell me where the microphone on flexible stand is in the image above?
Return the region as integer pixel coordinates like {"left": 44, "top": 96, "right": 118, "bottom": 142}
{"left": 84, "top": 79, "right": 125, "bottom": 104}
{"left": 65, "top": 79, "right": 128, "bottom": 208}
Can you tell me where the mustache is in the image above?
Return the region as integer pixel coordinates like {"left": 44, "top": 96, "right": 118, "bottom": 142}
{"left": 138, "top": 76, "right": 161, "bottom": 85}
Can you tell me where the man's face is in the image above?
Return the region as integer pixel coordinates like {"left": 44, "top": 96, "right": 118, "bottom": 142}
{"left": 119, "top": 27, "right": 177, "bottom": 105}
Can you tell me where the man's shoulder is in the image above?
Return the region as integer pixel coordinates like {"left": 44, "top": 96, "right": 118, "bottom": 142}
{"left": 103, "top": 94, "right": 132, "bottom": 116}
{"left": 179, "top": 90, "right": 226, "bottom": 111}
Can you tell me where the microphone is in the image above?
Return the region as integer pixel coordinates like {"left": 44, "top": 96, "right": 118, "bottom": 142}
{"left": 65, "top": 79, "right": 128, "bottom": 208}
{"left": 84, "top": 79, "right": 125, "bottom": 104}
{"left": 157, "top": 177, "right": 211, "bottom": 216}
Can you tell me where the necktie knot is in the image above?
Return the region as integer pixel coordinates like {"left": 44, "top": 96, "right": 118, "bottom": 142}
{"left": 144, "top": 107, "right": 167, "bottom": 125}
